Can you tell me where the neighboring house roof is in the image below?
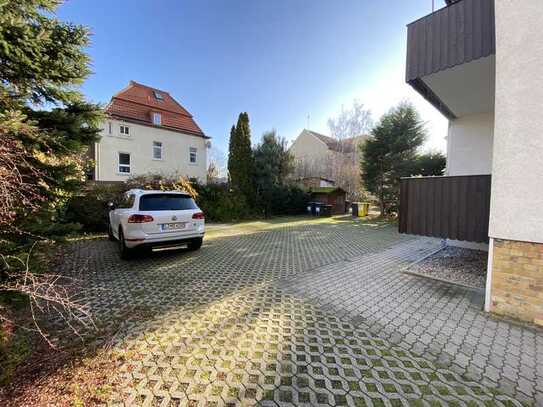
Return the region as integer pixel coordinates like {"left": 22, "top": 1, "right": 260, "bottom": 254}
{"left": 303, "top": 129, "right": 366, "bottom": 154}
{"left": 310, "top": 186, "right": 346, "bottom": 194}
{"left": 105, "top": 81, "right": 208, "bottom": 138}
{"left": 300, "top": 176, "right": 335, "bottom": 183}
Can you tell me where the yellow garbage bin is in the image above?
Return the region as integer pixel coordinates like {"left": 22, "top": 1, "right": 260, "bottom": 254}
{"left": 359, "top": 202, "right": 370, "bottom": 217}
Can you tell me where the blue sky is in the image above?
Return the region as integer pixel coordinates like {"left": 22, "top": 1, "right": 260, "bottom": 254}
{"left": 58, "top": 0, "right": 448, "bottom": 165}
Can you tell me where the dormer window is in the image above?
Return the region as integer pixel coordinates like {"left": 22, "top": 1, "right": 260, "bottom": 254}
{"left": 153, "top": 90, "right": 164, "bottom": 101}
{"left": 152, "top": 112, "right": 161, "bottom": 125}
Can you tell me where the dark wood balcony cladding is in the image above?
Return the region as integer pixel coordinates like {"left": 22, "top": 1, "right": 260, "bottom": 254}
{"left": 399, "top": 175, "right": 491, "bottom": 243}
{"left": 406, "top": 0, "right": 495, "bottom": 83}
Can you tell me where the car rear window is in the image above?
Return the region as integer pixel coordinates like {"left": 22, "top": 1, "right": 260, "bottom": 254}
{"left": 139, "top": 194, "right": 198, "bottom": 211}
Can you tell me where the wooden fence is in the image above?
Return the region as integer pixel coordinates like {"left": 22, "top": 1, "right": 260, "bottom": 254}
{"left": 399, "top": 175, "right": 491, "bottom": 243}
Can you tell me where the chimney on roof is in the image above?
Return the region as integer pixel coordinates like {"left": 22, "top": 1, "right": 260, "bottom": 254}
{"left": 129, "top": 80, "right": 136, "bottom": 85}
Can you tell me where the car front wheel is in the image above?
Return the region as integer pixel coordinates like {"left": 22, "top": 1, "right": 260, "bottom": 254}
{"left": 108, "top": 222, "right": 116, "bottom": 241}
{"left": 188, "top": 237, "right": 203, "bottom": 251}
{"left": 118, "top": 228, "right": 132, "bottom": 259}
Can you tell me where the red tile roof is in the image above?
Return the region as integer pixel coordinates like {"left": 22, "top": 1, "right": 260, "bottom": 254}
{"left": 105, "top": 81, "right": 208, "bottom": 138}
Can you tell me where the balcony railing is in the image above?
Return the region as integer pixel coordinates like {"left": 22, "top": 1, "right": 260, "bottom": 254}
{"left": 399, "top": 175, "right": 491, "bottom": 243}
{"left": 406, "top": 0, "right": 495, "bottom": 82}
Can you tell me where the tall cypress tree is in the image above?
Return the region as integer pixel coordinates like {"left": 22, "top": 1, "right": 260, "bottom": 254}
{"left": 227, "top": 112, "right": 255, "bottom": 202}
{"left": 227, "top": 124, "right": 237, "bottom": 184}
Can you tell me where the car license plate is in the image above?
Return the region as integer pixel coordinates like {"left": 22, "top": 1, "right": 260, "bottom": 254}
{"left": 161, "top": 222, "right": 185, "bottom": 231}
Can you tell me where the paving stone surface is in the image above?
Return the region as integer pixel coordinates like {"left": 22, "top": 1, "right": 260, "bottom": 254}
{"left": 282, "top": 242, "right": 543, "bottom": 405}
{"left": 58, "top": 218, "right": 542, "bottom": 406}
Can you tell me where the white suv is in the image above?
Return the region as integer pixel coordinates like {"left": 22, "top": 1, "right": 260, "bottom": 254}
{"left": 108, "top": 189, "right": 205, "bottom": 259}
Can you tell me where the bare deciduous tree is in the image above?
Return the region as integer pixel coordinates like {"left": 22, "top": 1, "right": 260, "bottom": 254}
{"left": 208, "top": 145, "right": 227, "bottom": 179}
{"left": 0, "top": 114, "right": 44, "bottom": 228}
{"left": 326, "top": 100, "right": 373, "bottom": 199}
{"left": 207, "top": 161, "right": 220, "bottom": 184}
{"left": 327, "top": 99, "right": 373, "bottom": 143}
{"left": 0, "top": 245, "right": 94, "bottom": 347}
{"left": 0, "top": 118, "right": 97, "bottom": 346}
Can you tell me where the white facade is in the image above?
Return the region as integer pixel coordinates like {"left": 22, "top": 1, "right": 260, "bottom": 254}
{"left": 441, "top": 1, "right": 543, "bottom": 245}
{"left": 488, "top": 0, "right": 543, "bottom": 245}
{"left": 446, "top": 112, "right": 494, "bottom": 176}
{"left": 407, "top": 0, "right": 543, "bottom": 323}
{"left": 289, "top": 130, "right": 364, "bottom": 184}
{"left": 289, "top": 130, "right": 331, "bottom": 166}
{"left": 94, "top": 119, "right": 207, "bottom": 183}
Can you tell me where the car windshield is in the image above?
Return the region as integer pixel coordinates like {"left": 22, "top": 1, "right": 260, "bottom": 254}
{"left": 139, "top": 194, "right": 198, "bottom": 211}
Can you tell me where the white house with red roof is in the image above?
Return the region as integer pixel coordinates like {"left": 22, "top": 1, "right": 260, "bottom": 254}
{"left": 91, "top": 81, "right": 209, "bottom": 182}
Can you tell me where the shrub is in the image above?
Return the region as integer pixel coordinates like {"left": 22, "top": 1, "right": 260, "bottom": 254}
{"left": 67, "top": 174, "right": 310, "bottom": 231}
{"left": 260, "top": 185, "right": 309, "bottom": 217}
{"left": 65, "top": 182, "right": 124, "bottom": 232}
{"left": 124, "top": 174, "right": 198, "bottom": 197}
{"left": 195, "top": 183, "right": 309, "bottom": 221}
{"left": 194, "top": 183, "right": 257, "bottom": 222}
{"left": 65, "top": 174, "right": 198, "bottom": 232}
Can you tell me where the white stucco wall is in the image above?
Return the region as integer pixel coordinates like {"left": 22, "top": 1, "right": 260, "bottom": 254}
{"left": 446, "top": 112, "right": 494, "bottom": 176}
{"left": 95, "top": 119, "right": 207, "bottom": 182}
{"left": 289, "top": 130, "right": 330, "bottom": 164}
{"left": 489, "top": 0, "right": 543, "bottom": 244}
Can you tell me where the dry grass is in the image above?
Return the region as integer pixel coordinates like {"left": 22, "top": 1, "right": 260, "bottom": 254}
{"left": 0, "top": 337, "right": 122, "bottom": 406}
{"left": 205, "top": 213, "right": 391, "bottom": 241}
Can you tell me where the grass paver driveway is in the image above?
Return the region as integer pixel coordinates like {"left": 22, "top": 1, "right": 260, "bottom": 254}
{"left": 57, "top": 216, "right": 539, "bottom": 406}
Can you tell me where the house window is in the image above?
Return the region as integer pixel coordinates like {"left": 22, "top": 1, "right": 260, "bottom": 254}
{"left": 108, "top": 122, "right": 112, "bottom": 135}
{"left": 118, "top": 152, "right": 131, "bottom": 174}
{"left": 189, "top": 147, "right": 197, "bottom": 164}
{"left": 152, "top": 112, "right": 161, "bottom": 125}
{"left": 120, "top": 125, "right": 130, "bottom": 136}
{"left": 153, "top": 141, "right": 162, "bottom": 160}
{"left": 153, "top": 90, "right": 164, "bottom": 101}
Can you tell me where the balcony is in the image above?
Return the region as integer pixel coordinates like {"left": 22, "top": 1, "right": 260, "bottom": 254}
{"left": 399, "top": 175, "right": 491, "bottom": 243}
{"left": 406, "top": 0, "right": 496, "bottom": 119}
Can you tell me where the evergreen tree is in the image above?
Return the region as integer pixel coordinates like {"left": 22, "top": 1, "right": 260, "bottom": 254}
{"left": 227, "top": 112, "right": 255, "bottom": 202}
{"left": 254, "top": 130, "right": 294, "bottom": 217}
{"left": 360, "top": 102, "right": 426, "bottom": 215}
{"left": 414, "top": 151, "right": 446, "bottom": 176}
{"left": 0, "top": 0, "right": 103, "bottom": 240}
{"left": 0, "top": 0, "right": 103, "bottom": 336}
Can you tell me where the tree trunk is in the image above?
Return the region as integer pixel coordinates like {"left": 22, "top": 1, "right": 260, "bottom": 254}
{"left": 378, "top": 170, "right": 385, "bottom": 216}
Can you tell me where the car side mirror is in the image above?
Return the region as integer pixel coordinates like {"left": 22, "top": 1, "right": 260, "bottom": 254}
{"left": 107, "top": 201, "right": 116, "bottom": 211}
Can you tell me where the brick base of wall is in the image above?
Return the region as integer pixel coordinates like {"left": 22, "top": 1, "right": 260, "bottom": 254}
{"left": 490, "top": 239, "right": 543, "bottom": 326}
